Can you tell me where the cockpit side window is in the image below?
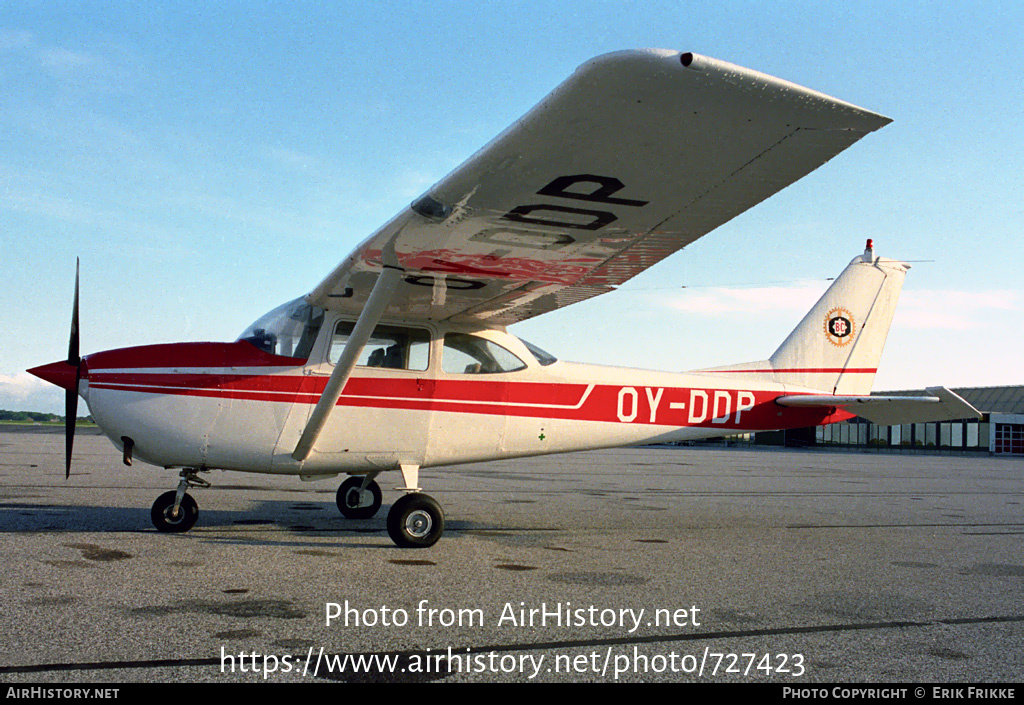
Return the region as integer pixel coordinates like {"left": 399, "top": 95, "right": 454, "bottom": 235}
{"left": 329, "top": 322, "right": 430, "bottom": 371}
{"left": 237, "top": 299, "right": 325, "bottom": 360}
{"left": 442, "top": 333, "right": 527, "bottom": 374}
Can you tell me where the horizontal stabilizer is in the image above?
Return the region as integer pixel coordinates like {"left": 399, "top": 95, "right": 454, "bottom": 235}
{"left": 776, "top": 387, "right": 982, "bottom": 426}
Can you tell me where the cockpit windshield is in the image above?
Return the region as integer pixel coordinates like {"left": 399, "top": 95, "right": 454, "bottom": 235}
{"left": 518, "top": 337, "right": 558, "bottom": 366}
{"left": 237, "top": 298, "right": 325, "bottom": 360}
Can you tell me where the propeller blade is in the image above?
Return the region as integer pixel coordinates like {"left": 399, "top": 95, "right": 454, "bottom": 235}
{"left": 68, "top": 258, "right": 80, "bottom": 367}
{"left": 65, "top": 387, "right": 78, "bottom": 479}
{"left": 65, "top": 258, "right": 81, "bottom": 480}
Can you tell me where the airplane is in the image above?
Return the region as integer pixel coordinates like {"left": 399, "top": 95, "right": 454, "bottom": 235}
{"left": 28, "top": 49, "right": 981, "bottom": 548}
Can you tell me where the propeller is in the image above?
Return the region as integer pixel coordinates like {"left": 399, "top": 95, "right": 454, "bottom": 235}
{"left": 65, "top": 258, "right": 81, "bottom": 479}
{"left": 26, "top": 259, "right": 87, "bottom": 479}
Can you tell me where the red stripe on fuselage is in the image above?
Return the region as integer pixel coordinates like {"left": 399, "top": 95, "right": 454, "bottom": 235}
{"left": 89, "top": 372, "right": 593, "bottom": 406}
{"left": 88, "top": 372, "right": 850, "bottom": 431}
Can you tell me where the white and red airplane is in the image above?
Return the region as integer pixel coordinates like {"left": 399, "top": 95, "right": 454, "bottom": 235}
{"left": 29, "top": 50, "right": 980, "bottom": 548}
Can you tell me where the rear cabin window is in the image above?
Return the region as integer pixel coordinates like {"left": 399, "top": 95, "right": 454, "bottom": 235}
{"left": 442, "top": 333, "right": 527, "bottom": 374}
{"left": 329, "top": 322, "right": 430, "bottom": 371}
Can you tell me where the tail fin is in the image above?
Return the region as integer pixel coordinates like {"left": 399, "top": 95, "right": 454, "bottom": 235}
{"left": 767, "top": 240, "right": 908, "bottom": 394}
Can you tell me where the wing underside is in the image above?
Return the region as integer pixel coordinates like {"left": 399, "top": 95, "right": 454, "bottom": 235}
{"left": 308, "top": 50, "right": 891, "bottom": 326}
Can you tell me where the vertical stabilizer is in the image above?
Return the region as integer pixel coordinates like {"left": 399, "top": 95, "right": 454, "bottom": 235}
{"left": 768, "top": 241, "right": 908, "bottom": 394}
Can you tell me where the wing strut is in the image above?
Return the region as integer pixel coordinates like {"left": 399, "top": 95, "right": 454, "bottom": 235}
{"left": 291, "top": 267, "right": 402, "bottom": 462}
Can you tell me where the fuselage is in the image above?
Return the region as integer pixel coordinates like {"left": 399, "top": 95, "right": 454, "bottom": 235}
{"left": 40, "top": 301, "right": 851, "bottom": 477}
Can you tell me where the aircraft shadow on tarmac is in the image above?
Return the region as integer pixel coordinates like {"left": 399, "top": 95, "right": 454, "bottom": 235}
{"left": 0, "top": 498, "right": 486, "bottom": 542}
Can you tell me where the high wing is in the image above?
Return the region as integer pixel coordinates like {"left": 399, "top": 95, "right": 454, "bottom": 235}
{"left": 776, "top": 387, "right": 983, "bottom": 426}
{"left": 307, "top": 49, "right": 891, "bottom": 326}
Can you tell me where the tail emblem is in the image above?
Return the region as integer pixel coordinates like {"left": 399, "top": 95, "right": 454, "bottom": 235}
{"left": 825, "top": 307, "right": 856, "bottom": 347}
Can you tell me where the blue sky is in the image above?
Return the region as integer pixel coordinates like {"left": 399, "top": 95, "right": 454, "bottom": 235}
{"left": 2, "top": 1, "right": 1022, "bottom": 414}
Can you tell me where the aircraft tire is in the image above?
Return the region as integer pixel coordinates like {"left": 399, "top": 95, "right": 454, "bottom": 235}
{"left": 387, "top": 493, "right": 444, "bottom": 548}
{"left": 151, "top": 491, "right": 199, "bottom": 533}
{"left": 336, "top": 477, "right": 382, "bottom": 519}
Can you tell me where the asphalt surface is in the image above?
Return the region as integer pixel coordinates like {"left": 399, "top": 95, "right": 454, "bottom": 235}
{"left": 1, "top": 425, "right": 1022, "bottom": 683}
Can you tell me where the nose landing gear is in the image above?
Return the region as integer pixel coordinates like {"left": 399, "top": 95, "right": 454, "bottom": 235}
{"left": 151, "top": 469, "right": 209, "bottom": 533}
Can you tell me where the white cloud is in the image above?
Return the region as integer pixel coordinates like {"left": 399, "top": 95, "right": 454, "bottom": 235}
{"left": 0, "top": 371, "right": 61, "bottom": 413}
{"left": 0, "top": 30, "right": 34, "bottom": 50}
{"left": 894, "top": 289, "right": 1020, "bottom": 330}
{"left": 261, "top": 146, "right": 321, "bottom": 171}
{"left": 1, "top": 33, "right": 140, "bottom": 93}
{"left": 0, "top": 372, "right": 48, "bottom": 400}
{"left": 661, "top": 283, "right": 1021, "bottom": 332}
{"left": 661, "top": 281, "right": 828, "bottom": 316}
{"left": 39, "top": 47, "right": 102, "bottom": 73}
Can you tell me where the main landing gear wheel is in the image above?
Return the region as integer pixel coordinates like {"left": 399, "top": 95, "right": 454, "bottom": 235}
{"left": 151, "top": 490, "right": 198, "bottom": 533}
{"left": 336, "top": 477, "right": 382, "bottom": 520}
{"left": 387, "top": 493, "right": 444, "bottom": 549}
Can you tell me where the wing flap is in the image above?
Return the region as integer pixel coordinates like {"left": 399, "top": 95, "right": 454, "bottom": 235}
{"left": 776, "top": 387, "right": 983, "bottom": 425}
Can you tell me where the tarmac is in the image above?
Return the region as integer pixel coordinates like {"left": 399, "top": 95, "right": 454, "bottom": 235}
{"left": 1, "top": 425, "right": 1022, "bottom": 683}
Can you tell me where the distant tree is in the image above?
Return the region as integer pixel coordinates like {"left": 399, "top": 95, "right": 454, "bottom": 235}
{"left": 0, "top": 409, "right": 92, "bottom": 423}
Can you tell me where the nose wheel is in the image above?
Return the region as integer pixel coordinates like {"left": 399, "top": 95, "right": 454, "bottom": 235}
{"left": 151, "top": 491, "right": 198, "bottom": 532}
{"left": 151, "top": 469, "right": 208, "bottom": 533}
